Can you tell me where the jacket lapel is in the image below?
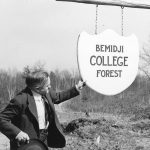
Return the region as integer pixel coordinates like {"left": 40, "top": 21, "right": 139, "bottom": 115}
{"left": 26, "top": 88, "right": 39, "bottom": 123}
{"left": 45, "top": 92, "right": 63, "bottom": 130}
{"left": 45, "top": 92, "right": 55, "bottom": 111}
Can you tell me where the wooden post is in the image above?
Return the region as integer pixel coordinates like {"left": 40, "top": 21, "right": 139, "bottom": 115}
{"left": 56, "top": 0, "right": 150, "bottom": 9}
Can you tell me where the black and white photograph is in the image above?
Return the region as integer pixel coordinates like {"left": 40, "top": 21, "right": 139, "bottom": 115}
{"left": 0, "top": 0, "right": 150, "bottom": 149}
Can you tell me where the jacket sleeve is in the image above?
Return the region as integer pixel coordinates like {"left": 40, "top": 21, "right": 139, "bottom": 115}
{"left": 49, "top": 86, "right": 79, "bottom": 104}
{"left": 0, "top": 98, "right": 22, "bottom": 140}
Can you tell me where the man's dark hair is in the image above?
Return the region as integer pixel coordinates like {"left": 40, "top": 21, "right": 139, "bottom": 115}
{"left": 23, "top": 66, "right": 49, "bottom": 89}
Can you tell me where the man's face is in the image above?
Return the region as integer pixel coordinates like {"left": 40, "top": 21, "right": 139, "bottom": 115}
{"left": 34, "top": 77, "right": 51, "bottom": 95}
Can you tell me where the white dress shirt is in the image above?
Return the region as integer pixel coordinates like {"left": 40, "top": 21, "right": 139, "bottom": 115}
{"left": 31, "top": 90, "right": 46, "bottom": 129}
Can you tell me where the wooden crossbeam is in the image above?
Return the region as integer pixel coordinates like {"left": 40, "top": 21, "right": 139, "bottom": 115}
{"left": 56, "top": 0, "right": 150, "bottom": 9}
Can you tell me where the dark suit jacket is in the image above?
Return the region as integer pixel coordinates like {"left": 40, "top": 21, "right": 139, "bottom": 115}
{"left": 0, "top": 86, "right": 79, "bottom": 149}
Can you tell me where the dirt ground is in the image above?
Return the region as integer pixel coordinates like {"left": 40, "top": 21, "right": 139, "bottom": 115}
{"left": 55, "top": 111, "right": 150, "bottom": 150}
{"left": 1, "top": 111, "right": 150, "bottom": 150}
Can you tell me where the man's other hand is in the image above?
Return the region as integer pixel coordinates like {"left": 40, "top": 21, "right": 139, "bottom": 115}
{"left": 15, "top": 131, "right": 30, "bottom": 144}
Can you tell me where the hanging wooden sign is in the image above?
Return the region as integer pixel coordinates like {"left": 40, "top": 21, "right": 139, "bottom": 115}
{"left": 56, "top": 0, "right": 150, "bottom": 9}
{"left": 77, "top": 29, "right": 139, "bottom": 95}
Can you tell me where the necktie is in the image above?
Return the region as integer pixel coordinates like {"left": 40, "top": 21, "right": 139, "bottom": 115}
{"left": 42, "top": 96, "right": 52, "bottom": 129}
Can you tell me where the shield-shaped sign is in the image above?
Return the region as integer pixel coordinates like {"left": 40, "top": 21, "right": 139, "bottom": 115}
{"left": 77, "top": 29, "right": 139, "bottom": 95}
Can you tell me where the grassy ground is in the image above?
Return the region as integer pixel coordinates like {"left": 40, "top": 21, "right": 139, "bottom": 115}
{"left": 1, "top": 111, "right": 150, "bottom": 150}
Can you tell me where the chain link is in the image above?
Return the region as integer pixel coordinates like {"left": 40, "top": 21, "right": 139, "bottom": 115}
{"left": 95, "top": 4, "right": 98, "bottom": 34}
{"left": 95, "top": 5, "right": 124, "bottom": 35}
{"left": 121, "top": 6, "right": 124, "bottom": 36}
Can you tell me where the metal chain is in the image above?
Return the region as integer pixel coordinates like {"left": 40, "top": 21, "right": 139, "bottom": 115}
{"left": 95, "top": 4, "right": 98, "bottom": 34}
{"left": 121, "top": 6, "right": 124, "bottom": 36}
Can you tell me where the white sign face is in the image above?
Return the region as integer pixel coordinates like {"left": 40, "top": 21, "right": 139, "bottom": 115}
{"left": 77, "top": 29, "right": 139, "bottom": 95}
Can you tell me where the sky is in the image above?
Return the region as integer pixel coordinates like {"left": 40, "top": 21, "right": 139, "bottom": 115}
{"left": 0, "top": 0, "right": 150, "bottom": 72}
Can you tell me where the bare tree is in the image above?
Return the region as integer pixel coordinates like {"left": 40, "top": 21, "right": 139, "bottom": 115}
{"left": 50, "top": 71, "right": 57, "bottom": 90}
{"left": 6, "top": 69, "right": 18, "bottom": 100}
{"left": 140, "top": 42, "right": 150, "bottom": 80}
{"left": 140, "top": 42, "right": 150, "bottom": 104}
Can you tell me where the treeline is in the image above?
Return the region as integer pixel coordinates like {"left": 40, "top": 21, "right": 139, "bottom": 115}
{"left": 0, "top": 69, "right": 25, "bottom": 110}
{"left": 65, "top": 74, "right": 150, "bottom": 116}
{"left": 0, "top": 68, "right": 150, "bottom": 116}
{"left": 0, "top": 69, "right": 80, "bottom": 110}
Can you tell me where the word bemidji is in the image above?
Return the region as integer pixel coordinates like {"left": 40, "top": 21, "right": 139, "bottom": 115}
{"left": 96, "top": 44, "right": 124, "bottom": 53}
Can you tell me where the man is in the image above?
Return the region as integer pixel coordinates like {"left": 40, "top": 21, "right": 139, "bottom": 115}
{"left": 0, "top": 67, "right": 85, "bottom": 150}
